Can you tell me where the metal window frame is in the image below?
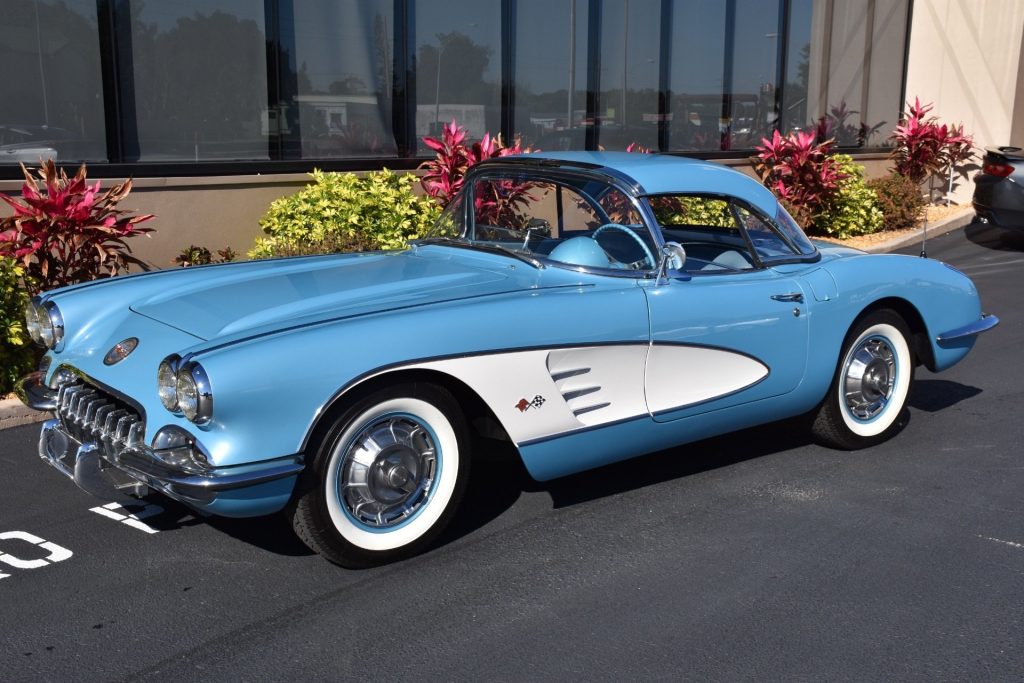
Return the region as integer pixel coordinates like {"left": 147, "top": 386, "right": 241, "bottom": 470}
{"left": 0, "top": 0, "right": 914, "bottom": 181}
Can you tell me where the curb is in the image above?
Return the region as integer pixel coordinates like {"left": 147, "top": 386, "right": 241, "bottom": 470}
{"left": 0, "top": 397, "right": 47, "bottom": 431}
{"left": 0, "top": 207, "right": 978, "bottom": 433}
{"left": 868, "top": 206, "right": 975, "bottom": 253}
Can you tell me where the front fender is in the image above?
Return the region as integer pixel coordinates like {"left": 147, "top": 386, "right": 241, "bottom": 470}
{"left": 189, "top": 283, "right": 648, "bottom": 466}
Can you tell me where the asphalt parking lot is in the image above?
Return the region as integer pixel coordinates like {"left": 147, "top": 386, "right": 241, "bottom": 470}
{"left": 2, "top": 222, "right": 1022, "bottom": 682}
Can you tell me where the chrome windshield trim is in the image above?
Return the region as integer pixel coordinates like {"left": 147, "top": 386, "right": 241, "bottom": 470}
{"left": 936, "top": 314, "right": 1000, "bottom": 342}
{"left": 415, "top": 238, "right": 545, "bottom": 269}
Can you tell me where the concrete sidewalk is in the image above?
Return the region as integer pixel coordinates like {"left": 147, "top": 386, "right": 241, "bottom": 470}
{"left": 0, "top": 206, "right": 980, "bottom": 431}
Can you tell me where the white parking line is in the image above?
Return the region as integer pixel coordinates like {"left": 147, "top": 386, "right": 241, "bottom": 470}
{"left": 978, "top": 535, "right": 1024, "bottom": 550}
{"left": 89, "top": 501, "right": 164, "bottom": 534}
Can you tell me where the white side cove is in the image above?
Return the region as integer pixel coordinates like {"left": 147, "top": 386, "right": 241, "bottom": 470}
{"left": 644, "top": 345, "right": 769, "bottom": 415}
{"left": 388, "top": 343, "right": 770, "bottom": 445}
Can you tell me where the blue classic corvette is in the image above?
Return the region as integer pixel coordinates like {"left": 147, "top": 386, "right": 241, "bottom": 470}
{"left": 18, "top": 152, "right": 998, "bottom": 567}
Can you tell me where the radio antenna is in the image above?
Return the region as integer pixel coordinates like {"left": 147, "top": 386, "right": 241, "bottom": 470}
{"left": 920, "top": 193, "right": 929, "bottom": 258}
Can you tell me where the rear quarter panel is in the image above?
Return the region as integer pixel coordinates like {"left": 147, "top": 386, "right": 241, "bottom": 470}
{"left": 797, "top": 252, "right": 982, "bottom": 404}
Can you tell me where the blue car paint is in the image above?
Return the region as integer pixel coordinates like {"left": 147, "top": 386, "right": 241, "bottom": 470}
{"left": 32, "top": 153, "right": 992, "bottom": 518}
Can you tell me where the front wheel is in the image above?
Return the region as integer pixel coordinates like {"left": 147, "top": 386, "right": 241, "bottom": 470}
{"left": 288, "top": 383, "right": 470, "bottom": 568}
{"left": 812, "top": 310, "right": 915, "bottom": 449}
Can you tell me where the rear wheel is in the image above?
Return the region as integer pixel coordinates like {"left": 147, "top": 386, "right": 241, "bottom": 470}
{"left": 288, "top": 383, "right": 470, "bottom": 568}
{"left": 812, "top": 310, "right": 914, "bottom": 449}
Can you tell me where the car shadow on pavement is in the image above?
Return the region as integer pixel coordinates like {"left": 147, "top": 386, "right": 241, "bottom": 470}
{"left": 908, "top": 379, "right": 981, "bottom": 412}
{"left": 439, "top": 417, "right": 818, "bottom": 547}
{"left": 146, "top": 496, "right": 316, "bottom": 557}
{"left": 965, "top": 220, "right": 1024, "bottom": 251}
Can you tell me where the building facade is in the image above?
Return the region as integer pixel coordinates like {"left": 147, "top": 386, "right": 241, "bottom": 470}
{"left": 2, "top": 0, "right": 1022, "bottom": 265}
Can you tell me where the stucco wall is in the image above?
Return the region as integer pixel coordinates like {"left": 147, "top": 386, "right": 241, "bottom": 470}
{"left": 904, "top": 0, "right": 1024, "bottom": 200}
{"left": 0, "top": 173, "right": 314, "bottom": 270}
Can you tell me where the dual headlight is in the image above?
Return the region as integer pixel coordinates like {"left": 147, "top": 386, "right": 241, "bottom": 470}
{"left": 157, "top": 355, "right": 213, "bottom": 425}
{"left": 24, "top": 299, "right": 64, "bottom": 350}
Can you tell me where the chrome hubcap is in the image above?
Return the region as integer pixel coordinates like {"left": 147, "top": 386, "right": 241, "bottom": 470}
{"left": 843, "top": 336, "right": 896, "bottom": 420}
{"left": 338, "top": 415, "right": 438, "bottom": 528}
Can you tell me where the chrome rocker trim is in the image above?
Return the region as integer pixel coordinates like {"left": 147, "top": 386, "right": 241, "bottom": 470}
{"left": 936, "top": 314, "right": 1000, "bottom": 343}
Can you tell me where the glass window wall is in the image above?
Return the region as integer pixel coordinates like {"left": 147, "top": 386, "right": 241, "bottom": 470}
{"left": 414, "top": 0, "right": 501, "bottom": 149}
{"left": 128, "top": 0, "right": 270, "bottom": 161}
{"left": 0, "top": 0, "right": 107, "bottom": 164}
{"left": 0, "top": 0, "right": 914, "bottom": 174}
{"left": 288, "top": 0, "right": 397, "bottom": 158}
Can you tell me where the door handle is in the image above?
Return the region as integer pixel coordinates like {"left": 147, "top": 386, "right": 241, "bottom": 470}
{"left": 771, "top": 292, "right": 804, "bottom": 304}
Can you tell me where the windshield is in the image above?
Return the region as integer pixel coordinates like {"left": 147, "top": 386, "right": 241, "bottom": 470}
{"left": 420, "top": 170, "right": 660, "bottom": 272}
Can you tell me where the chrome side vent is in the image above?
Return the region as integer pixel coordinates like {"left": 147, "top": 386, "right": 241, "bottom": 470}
{"left": 546, "top": 353, "right": 611, "bottom": 423}
{"left": 572, "top": 402, "right": 611, "bottom": 417}
{"left": 550, "top": 367, "right": 591, "bottom": 382}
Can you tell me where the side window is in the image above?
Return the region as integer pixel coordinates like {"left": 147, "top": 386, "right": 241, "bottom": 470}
{"left": 648, "top": 195, "right": 755, "bottom": 273}
{"left": 472, "top": 176, "right": 552, "bottom": 238}
{"left": 736, "top": 206, "right": 798, "bottom": 259}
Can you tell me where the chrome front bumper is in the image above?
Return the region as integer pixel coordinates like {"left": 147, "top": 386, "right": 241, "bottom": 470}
{"left": 936, "top": 314, "right": 1000, "bottom": 343}
{"left": 24, "top": 372, "right": 304, "bottom": 507}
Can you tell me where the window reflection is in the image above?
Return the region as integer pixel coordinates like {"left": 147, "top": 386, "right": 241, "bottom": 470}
{"left": 289, "top": 1, "right": 397, "bottom": 158}
{"left": 514, "top": 0, "right": 589, "bottom": 150}
{"left": 415, "top": 1, "right": 500, "bottom": 148}
{"left": 0, "top": 0, "right": 106, "bottom": 164}
{"left": 596, "top": 0, "right": 660, "bottom": 151}
{"left": 129, "top": 1, "right": 269, "bottom": 161}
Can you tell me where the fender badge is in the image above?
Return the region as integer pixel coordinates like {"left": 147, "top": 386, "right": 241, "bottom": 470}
{"left": 103, "top": 338, "right": 139, "bottom": 365}
{"left": 515, "top": 395, "right": 546, "bottom": 412}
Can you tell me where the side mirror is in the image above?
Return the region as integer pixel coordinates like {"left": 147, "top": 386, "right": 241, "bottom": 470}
{"left": 659, "top": 241, "right": 686, "bottom": 273}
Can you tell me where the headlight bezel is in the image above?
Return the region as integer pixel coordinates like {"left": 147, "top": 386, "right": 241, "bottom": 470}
{"left": 157, "top": 355, "right": 182, "bottom": 414}
{"left": 159, "top": 355, "right": 213, "bottom": 425}
{"left": 25, "top": 298, "right": 65, "bottom": 351}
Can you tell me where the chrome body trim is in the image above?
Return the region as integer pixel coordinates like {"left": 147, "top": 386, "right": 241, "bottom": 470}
{"left": 43, "top": 300, "right": 65, "bottom": 351}
{"left": 936, "top": 314, "right": 1000, "bottom": 342}
{"left": 16, "top": 371, "right": 58, "bottom": 411}
{"left": 30, "top": 371, "right": 301, "bottom": 504}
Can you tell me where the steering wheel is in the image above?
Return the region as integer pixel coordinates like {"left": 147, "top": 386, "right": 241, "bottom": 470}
{"left": 592, "top": 223, "right": 657, "bottom": 270}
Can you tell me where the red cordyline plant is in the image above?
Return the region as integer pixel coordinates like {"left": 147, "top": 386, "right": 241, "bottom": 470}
{"left": 814, "top": 101, "right": 886, "bottom": 148}
{"left": 752, "top": 129, "right": 847, "bottom": 226}
{"left": 420, "top": 120, "right": 540, "bottom": 227}
{"left": 419, "top": 119, "right": 534, "bottom": 208}
{"left": 0, "top": 160, "right": 154, "bottom": 294}
{"left": 890, "top": 98, "right": 974, "bottom": 183}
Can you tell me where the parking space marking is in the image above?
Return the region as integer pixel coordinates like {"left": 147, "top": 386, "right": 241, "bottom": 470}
{"left": 979, "top": 535, "right": 1024, "bottom": 550}
{"left": 0, "top": 531, "right": 74, "bottom": 578}
{"left": 89, "top": 502, "right": 164, "bottom": 534}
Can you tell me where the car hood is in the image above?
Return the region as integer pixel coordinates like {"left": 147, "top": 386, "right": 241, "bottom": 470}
{"left": 129, "top": 250, "right": 527, "bottom": 340}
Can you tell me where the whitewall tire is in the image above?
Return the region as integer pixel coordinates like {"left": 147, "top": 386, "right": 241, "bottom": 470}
{"left": 812, "top": 310, "right": 915, "bottom": 449}
{"left": 288, "top": 383, "right": 470, "bottom": 568}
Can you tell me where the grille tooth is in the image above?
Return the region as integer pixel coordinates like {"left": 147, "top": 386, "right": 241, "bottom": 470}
{"left": 92, "top": 404, "right": 115, "bottom": 439}
{"left": 51, "top": 376, "right": 144, "bottom": 458}
{"left": 84, "top": 398, "right": 108, "bottom": 424}
{"left": 127, "top": 421, "right": 145, "bottom": 446}
{"left": 70, "top": 390, "right": 96, "bottom": 421}
{"left": 114, "top": 415, "right": 135, "bottom": 443}
{"left": 60, "top": 385, "right": 85, "bottom": 417}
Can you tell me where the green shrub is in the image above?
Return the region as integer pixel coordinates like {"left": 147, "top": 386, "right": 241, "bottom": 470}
{"left": 810, "top": 154, "right": 884, "bottom": 238}
{"left": 650, "top": 196, "right": 735, "bottom": 228}
{"left": 250, "top": 169, "right": 440, "bottom": 259}
{"left": 173, "top": 245, "right": 237, "bottom": 267}
{"left": 0, "top": 259, "right": 38, "bottom": 395}
{"left": 867, "top": 172, "right": 926, "bottom": 232}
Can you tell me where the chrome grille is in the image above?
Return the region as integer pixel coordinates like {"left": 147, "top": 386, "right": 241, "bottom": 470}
{"left": 56, "top": 381, "right": 146, "bottom": 461}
